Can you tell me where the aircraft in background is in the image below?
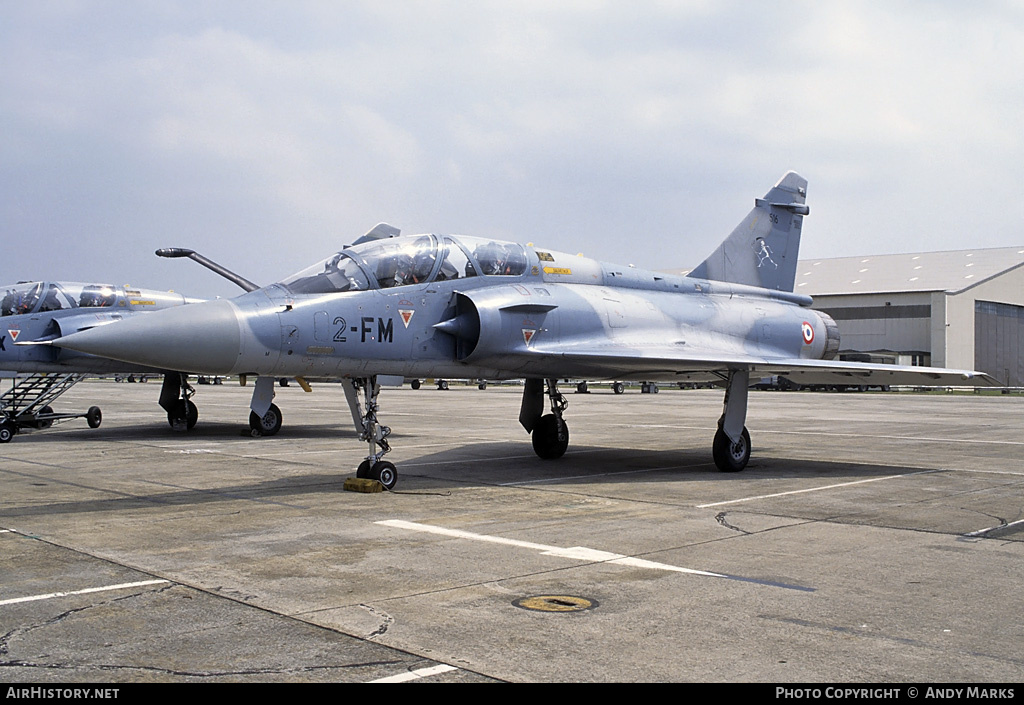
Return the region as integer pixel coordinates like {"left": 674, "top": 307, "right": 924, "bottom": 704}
{"left": 46, "top": 173, "right": 998, "bottom": 486}
{"left": 1, "top": 279, "right": 297, "bottom": 442}
{"left": 0, "top": 281, "right": 205, "bottom": 441}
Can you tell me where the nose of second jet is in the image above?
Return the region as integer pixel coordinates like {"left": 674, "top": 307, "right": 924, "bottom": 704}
{"left": 53, "top": 299, "right": 242, "bottom": 374}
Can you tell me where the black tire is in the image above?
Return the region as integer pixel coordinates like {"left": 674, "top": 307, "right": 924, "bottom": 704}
{"left": 249, "top": 403, "right": 282, "bottom": 437}
{"left": 532, "top": 414, "right": 569, "bottom": 460}
{"left": 576, "top": 381, "right": 589, "bottom": 394}
{"left": 0, "top": 422, "right": 14, "bottom": 443}
{"left": 478, "top": 381, "right": 487, "bottom": 390}
{"left": 86, "top": 406, "right": 102, "bottom": 429}
{"left": 712, "top": 426, "right": 751, "bottom": 472}
{"left": 371, "top": 460, "right": 398, "bottom": 490}
{"left": 612, "top": 382, "right": 624, "bottom": 395}
{"left": 167, "top": 399, "right": 198, "bottom": 431}
{"left": 438, "top": 380, "right": 449, "bottom": 390}
{"left": 410, "top": 379, "right": 421, "bottom": 390}
{"left": 35, "top": 405, "right": 54, "bottom": 430}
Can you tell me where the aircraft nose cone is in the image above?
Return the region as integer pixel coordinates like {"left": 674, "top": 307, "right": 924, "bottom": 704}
{"left": 54, "top": 299, "right": 241, "bottom": 374}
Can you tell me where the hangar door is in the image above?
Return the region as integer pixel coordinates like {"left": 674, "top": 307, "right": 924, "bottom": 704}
{"left": 975, "top": 300, "right": 1024, "bottom": 387}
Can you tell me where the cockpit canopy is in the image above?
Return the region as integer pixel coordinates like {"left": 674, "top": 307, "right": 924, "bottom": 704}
{"left": 281, "top": 234, "right": 528, "bottom": 295}
{"left": 1, "top": 282, "right": 118, "bottom": 317}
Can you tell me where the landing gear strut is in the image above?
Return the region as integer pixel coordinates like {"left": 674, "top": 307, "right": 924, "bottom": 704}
{"left": 343, "top": 376, "right": 398, "bottom": 490}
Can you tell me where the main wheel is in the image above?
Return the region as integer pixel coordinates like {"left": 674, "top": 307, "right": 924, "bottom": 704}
{"left": 532, "top": 414, "right": 569, "bottom": 460}
{"left": 249, "top": 403, "right": 282, "bottom": 437}
{"left": 371, "top": 460, "right": 398, "bottom": 490}
{"left": 35, "top": 405, "right": 54, "bottom": 429}
{"left": 167, "top": 399, "right": 198, "bottom": 431}
{"left": 612, "top": 382, "right": 624, "bottom": 395}
{"left": 438, "top": 379, "right": 449, "bottom": 390}
{"left": 0, "top": 421, "right": 15, "bottom": 443}
{"left": 410, "top": 379, "right": 421, "bottom": 390}
{"left": 86, "top": 406, "right": 102, "bottom": 429}
{"left": 712, "top": 426, "right": 751, "bottom": 472}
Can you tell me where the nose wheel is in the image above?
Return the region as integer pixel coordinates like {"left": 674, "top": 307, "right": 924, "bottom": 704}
{"left": 357, "top": 459, "right": 398, "bottom": 490}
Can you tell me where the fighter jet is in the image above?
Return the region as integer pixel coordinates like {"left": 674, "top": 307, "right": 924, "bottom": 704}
{"left": 45, "top": 173, "right": 997, "bottom": 487}
{"left": 0, "top": 281, "right": 201, "bottom": 441}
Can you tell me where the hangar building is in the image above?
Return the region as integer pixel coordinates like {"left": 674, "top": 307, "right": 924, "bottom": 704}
{"left": 792, "top": 247, "right": 1024, "bottom": 386}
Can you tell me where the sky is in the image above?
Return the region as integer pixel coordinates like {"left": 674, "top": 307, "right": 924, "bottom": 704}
{"left": 2, "top": 1, "right": 1023, "bottom": 300}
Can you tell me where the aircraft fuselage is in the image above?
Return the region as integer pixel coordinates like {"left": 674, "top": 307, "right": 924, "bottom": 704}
{"left": 60, "top": 240, "right": 839, "bottom": 382}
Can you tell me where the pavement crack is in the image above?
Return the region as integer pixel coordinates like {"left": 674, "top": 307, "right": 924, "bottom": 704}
{"left": 0, "top": 586, "right": 174, "bottom": 659}
{"left": 714, "top": 511, "right": 751, "bottom": 534}
{"left": 359, "top": 604, "right": 395, "bottom": 639}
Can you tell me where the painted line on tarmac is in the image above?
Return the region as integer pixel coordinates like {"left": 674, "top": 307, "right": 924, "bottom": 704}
{"left": 376, "top": 519, "right": 813, "bottom": 591}
{"left": 695, "top": 470, "right": 937, "bottom": 508}
{"left": 368, "top": 664, "right": 459, "bottom": 683}
{"left": 964, "top": 517, "right": 1024, "bottom": 538}
{"left": 0, "top": 579, "right": 170, "bottom": 606}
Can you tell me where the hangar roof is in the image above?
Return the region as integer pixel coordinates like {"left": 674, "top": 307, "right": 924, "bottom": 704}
{"left": 791, "top": 246, "right": 1024, "bottom": 295}
{"left": 667, "top": 246, "right": 1024, "bottom": 296}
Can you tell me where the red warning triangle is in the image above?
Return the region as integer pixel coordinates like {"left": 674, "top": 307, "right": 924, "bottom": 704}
{"left": 399, "top": 310, "right": 414, "bottom": 328}
{"left": 522, "top": 329, "right": 536, "bottom": 345}
{"left": 8, "top": 329, "right": 20, "bottom": 342}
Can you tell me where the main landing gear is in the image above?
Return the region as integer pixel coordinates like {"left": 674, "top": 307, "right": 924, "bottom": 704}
{"left": 160, "top": 373, "right": 198, "bottom": 431}
{"left": 712, "top": 370, "right": 751, "bottom": 472}
{"left": 159, "top": 372, "right": 285, "bottom": 437}
{"left": 519, "top": 372, "right": 753, "bottom": 473}
{"left": 246, "top": 375, "right": 282, "bottom": 437}
{"left": 343, "top": 376, "right": 397, "bottom": 490}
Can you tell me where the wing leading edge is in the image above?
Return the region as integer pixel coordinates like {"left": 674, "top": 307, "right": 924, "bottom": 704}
{"left": 520, "top": 347, "right": 1000, "bottom": 387}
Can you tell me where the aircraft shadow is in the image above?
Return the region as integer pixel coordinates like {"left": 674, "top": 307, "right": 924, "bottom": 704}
{"left": 0, "top": 436, "right": 932, "bottom": 521}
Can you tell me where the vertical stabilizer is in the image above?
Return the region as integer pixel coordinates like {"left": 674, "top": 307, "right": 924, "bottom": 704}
{"left": 689, "top": 172, "right": 808, "bottom": 292}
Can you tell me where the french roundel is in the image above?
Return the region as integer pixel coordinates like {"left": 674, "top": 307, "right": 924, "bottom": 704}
{"left": 801, "top": 321, "right": 814, "bottom": 344}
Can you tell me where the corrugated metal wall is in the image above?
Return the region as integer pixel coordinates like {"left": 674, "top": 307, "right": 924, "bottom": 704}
{"left": 975, "top": 300, "right": 1024, "bottom": 386}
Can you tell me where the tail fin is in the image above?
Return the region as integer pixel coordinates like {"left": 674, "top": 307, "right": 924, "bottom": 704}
{"left": 689, "top": 171, "right": 808, "bottom": 292}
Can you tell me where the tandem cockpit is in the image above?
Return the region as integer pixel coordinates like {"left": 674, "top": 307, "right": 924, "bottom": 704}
{"left": 281, "top": 234, "right": 529, "bottom": 295}
{"left": 1, "top": 282, "right": 119, "bottom": 317}
{"left": 1, "top": 282, "right": 196, "bottom": 318}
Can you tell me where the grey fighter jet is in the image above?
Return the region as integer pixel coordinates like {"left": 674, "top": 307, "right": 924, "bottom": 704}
{"left": 1, "top": 279, "right": 291, "bottom": 440}
{"left": 0, "top": 281, "right": 206, "bottom": 441}
{"left": 45, "top": 173, "right": 998, "bottom": 487}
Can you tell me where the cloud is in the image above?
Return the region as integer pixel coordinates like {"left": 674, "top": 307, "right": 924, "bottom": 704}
{"left": 1, "top": 1, "right": 1022, "bottom": 297}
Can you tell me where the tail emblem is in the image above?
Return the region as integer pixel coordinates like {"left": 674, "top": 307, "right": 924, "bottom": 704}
{"left": 754, "top": 237, "right": 777, "bottom": 269}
